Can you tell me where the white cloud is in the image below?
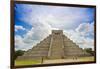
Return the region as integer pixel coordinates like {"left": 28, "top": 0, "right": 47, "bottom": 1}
{"left": 15, "top": 35, "right": 26, "bottom": 50}
{"left": 15, "top": 25, "right": 26, "bottom": 32}
{"left": 76, "top": 22, "right": 94, "bottom": 36}
{"left": 17, "top": 4, "right": 93, "bottom": 30}
{"left": 64, "top": 22, "right": 94, "bottom": 50}
{"left": 15, "top": 20, "right": 52, "bottom": 50}
{"left": 15, "top": 4, "right": 94, "bottom": 50}
{"left": 15, "top": 35, "right": 38, "bottom": 51}
{"left": 15, "top": 22, "right": 94, "bottom": 50}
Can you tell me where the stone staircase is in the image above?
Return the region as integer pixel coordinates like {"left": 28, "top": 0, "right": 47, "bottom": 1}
{"left": 47, "top": 30, "right": 64, "bottom": 59}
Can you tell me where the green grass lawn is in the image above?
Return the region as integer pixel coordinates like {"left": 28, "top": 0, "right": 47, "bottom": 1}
{"left": 15, "top": 56, "right": 94, "bottom": 66}
{"left": 15, "top": 59, "right": 41, "bottom": 66}
{"left": 77, "top": 56, "right": 94, "bottom": 61}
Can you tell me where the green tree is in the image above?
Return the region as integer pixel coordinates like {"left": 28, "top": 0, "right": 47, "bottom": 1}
{"left": 84, "top": 48, "right": 94, "bottom": 56}
{"left": 14, "top": 50, "right": 25, "bottom": 60}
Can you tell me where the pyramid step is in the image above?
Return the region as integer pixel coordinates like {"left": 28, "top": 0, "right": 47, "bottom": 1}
{"left": 17, "top": 30, "right": 91, "bottom": 60}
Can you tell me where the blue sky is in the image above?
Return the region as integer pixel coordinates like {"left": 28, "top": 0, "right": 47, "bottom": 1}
{"left": 14, "top": 3, "right": 95, "bottom": 50}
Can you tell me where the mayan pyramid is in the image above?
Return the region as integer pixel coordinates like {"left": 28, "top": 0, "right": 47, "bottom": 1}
{"left": 17, "top": 30, "right": 91, "bottom": 60}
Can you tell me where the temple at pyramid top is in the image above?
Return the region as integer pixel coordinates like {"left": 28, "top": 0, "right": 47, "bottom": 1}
{"left": 52, "top": 30, "right": 63, "bottom": 33}
{"left": 17, "top": 30, "right": 91, "bottom": 60}
{"left": 52, "top": 30, "right": 63, "bottom": 35}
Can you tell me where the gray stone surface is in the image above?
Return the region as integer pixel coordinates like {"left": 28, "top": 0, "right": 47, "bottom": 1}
{"left": 17, "top": 30, "right": 91, "bottom": 60}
